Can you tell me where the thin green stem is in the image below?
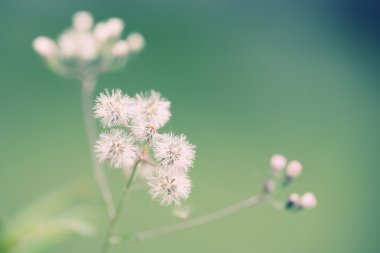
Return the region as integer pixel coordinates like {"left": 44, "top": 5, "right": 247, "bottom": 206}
{"left": 99, "top": 159, "right": 141, "bottom": 253}
{"left": 81, "top": 75, "right": 116, "bottom": 218}
{"left": 121, "top": 194, "right": 265, "bottom": 242}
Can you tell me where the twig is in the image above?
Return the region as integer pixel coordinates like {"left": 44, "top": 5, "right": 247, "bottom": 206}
{"left": 81, "top": 75, "right": 115, "bottom": 218}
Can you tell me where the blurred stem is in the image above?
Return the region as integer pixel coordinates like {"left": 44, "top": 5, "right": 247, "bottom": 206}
{"left": 123, "top": 194, "right": 265, "bottom": 242}
{"left": 81, "top": 75, "right": 115, "bottom": 218}
{"left": 100, "top": 159, "right": 141, "bottom": 253}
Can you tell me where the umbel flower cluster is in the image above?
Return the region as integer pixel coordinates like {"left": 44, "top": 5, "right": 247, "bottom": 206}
{"left": 94, "top": 89, "right": 195, "bottom": 206}
{"left": 266, "top": 154, "right": 317, "bottom": 210}
{"left": 32, "top": 11, "right": 144, "bottom": 78}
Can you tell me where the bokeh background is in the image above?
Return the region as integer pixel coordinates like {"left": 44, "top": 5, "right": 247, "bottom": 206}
{"left": 1, "top": 0, "right": 380, "bottom": 252}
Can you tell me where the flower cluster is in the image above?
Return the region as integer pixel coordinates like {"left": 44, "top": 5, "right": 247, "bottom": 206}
{"left": 266, "top": 154, "right": 317, "bottom": 210}
{"left": 94, "top": 89, "right": 195, "bottom": 206}
{"left": 32, "top": 11, "right": 145, "bottom": 78}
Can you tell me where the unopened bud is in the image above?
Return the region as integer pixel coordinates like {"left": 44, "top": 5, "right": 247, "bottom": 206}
{"left": 285, "top": 193, "right": 300, "bottom": 209}
{"left": 270, "top": 154, "right": 287, "bottom": 173}
{"left": 33, "top": 36, "right": 57, "bottom": 58}
{"left": 300, "top": 192, "right": 317, "bottom": 209}
{"left": 263, "top": 179, "right": 276, "bottom": 194}
{"left": 286, "top": 160, "right": 303, "bottom": 179}
{"left": 73, "top": 11, "right": 93, "bottom": 31}
{"left": 112, "top": 41, "right": 130, "bottom": 57}
{"left": 127, "top": 32, "right": 145, "bottom": 52}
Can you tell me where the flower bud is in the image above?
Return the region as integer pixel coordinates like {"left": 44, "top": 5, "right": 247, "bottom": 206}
{"left": 33, "top": 36, "right": 57, "bottom": 58}
{"left": 300, "top": 192, "right": 317, "bottom": 209}
{"left": 112, "top": 41, "right": 130, "bottom": 57}
{"left": 94, "top": 22, "right": 111, "bottom": 42}
{"left": 263, "top": 179, "right": 276, "bottom": 194}
{"left": 286, "top": 160, "right": 303, "bottom": 179}
{"left": 107, "top": 18, "right": 124, "bottom": 38}
{"left": 127, "top": 32, "right": 145, "bottom": 52}
{"left": 73, "top": 11, "right": 93, "bottom": 31}
{"left": 270, "top": 154, "right": 287, "bottom": 173}
{"left": 285, "top": 193, "right": 300, "bottom": 209}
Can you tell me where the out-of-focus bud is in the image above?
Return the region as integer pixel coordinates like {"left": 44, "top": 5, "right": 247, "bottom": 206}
{"left": 112, "top": 41, "right": 130, "bottom": 57}
{"left": 286, "top": 160, "right": 303, "bottom": 179}
{"left": 263, "top": 179, "right": 276, "bottom": 194}
{"left": 300, "top": 192, "right": 317, "bottom": 209}
{"left": 33, "top": 36, "right": 58, "bottom": 58}
{"left": 94, "top": 22, "right": 111, "bottom": 42}
{"left": 172, "top": 205, "right": 192, "bottom": 220}
{"left": 126, "top": 32, "right": 145, "bottom": 52}
{"left": 285, "top": 193, "right": 300, "bottom": 209}
{"left": 73, "top": 11, "right": 93, "bottom": 31}
{"left": 270, "top": 154, "right": 287, "bottom": 173}
{"left": 107, "top": 18, "right": 124, "bottom": 38}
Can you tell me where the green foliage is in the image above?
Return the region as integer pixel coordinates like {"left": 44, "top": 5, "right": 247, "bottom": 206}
{"left": 0, "top": 181, "right": 98, "bottom": 253}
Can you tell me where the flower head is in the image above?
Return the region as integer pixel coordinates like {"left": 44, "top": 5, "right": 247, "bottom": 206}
{"left": 33, "top": 36, "right": 58, "bottom": 58}
{"left": 72, "top": 11, "right": 94, "bottom": 31}
{"left": 153, "top": 133, "right": 195, "bottom": 172}
{"left": 131, "top": 117, "right": 158, "bottom": 143}
{"left": 95, "top": 128, "right": 138, "bottom": 168}
{"left": 270, "top": 154, "right": 287, "bottom": 173}
{"left": 94, "top": 89, "right": 135, "bottom": 128}
{"left": 127, "top": 32, "right": 145, "bottom": 52}
{"left": 300, "top": 192, "right": 317, "bottom": 209}
{"left": 134, "top": 90, "right": 171, "bottom": 128}
{"left": 286, "top": 160, "right": 303, "bottom": 179}
{"left": 147, "top": 169, "right": 191, "bottom": 206}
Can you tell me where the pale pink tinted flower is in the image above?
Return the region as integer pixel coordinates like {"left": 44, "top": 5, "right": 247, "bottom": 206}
{"left": 72, "top": 11, "right": 93, "bottom": 31}
{"left": 126, "top": 32, "right": 145, "bottom": 52}
{"left": 112, "top": 41, "right": 129, "bottom": 57}
{"left": 33, "top": 36, "right": 57, "bottom": 58}
{"left": 300, "top": 192, "right": 317, "bottom": 209}
{"left": 270, "top": 154, "right": 287, "bottom": 172}
{"left": 286, "top": 160, "right": 303, "bottom": 179}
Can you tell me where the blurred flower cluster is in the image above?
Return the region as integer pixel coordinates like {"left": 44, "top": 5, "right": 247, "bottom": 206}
{"left": 32, "top": 11, "right": 144, "bottom": 78}
{"left": 266, "top": 154, "right": 317, "bottom": 210}
{"left": 94, "top": 89, "right": 196, "bottom": 206}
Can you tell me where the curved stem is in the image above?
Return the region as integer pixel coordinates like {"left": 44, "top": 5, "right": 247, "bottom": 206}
{"left": 81, "top": 75, "right": 115, "bottom": 218}
{"left": 99, "top": 159, "right": 141, "bottom": 253}
{"left": 127, "top": 194, "right": 265, "bottom": 242}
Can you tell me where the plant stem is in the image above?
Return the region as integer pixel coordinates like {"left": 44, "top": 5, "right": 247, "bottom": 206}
{"left": 100, "top": 159, "right": 141, "bottom": 253}
{"left": 128, "top": 194, "right": 264, "bottom": 242}
{"left": 81, "top": 75, "right": 115, "bottom": 218}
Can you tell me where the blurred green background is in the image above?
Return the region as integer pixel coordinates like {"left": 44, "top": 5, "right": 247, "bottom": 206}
{"left": 1, "top": 0, "right": 380, "bottom": 252}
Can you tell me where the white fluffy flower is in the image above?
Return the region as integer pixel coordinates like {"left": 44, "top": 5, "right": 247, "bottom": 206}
{"left": 153, "top": 133, "right": 195, "bottom": 172}
{"left": 33, "top": 36, "right": 57, "bottom": 58}
{"left": 147, "top": 169, "right": 191, "bottom": 206}
{"left": 95, "top": 129, "right": 138, "bottom": 168}
{"left": 72, "top": 11, "right": 93, "bottom": 31}
{"left": 131, "top": 117, "right": 158, "bottom": 143}
{"left": 134, "top": 90, "right": 171, "bottom": 128}
{"left": 94, "top": 89, "right": 135, "bottom": 128}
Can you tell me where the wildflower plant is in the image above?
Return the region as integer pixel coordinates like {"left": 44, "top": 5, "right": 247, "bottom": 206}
{"left": 29, "top": 10, "right": 318, "bottom": 253}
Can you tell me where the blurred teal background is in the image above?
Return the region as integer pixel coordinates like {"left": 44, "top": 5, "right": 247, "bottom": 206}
{"left": 1, "top": 0, "right": 380, "bottom": 252}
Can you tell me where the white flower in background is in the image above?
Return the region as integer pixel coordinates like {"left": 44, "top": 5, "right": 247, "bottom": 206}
{"left": 72, "top": 11, "right": 93, "bottom": 31}
{"left": 153, "top": 133, "right": 195, "bottom": 172}
{"left": 286, "top": 160, "right": 303, "bottom": 179}
{"left": 107, "top": 18, "right": 124, "bottom": 38}
{"left": 300, "top": 192, "right": 317, "bottom": 209}
{"left": 147, "top": 169, "right": 191, "bottom": 206}
{"left": 270, "top": 154, "right": 287, "bottom": 173}
{"left": 33, "top": 11, "right": 145, "bottom": 77}
{"left": 131, "top": 117, "right": 157, "bottom": 143}
{"left": 134, "top": 90, "right": 171, "bottom": 128}
{"left": 126, "top": 32, "right": 145, "bottom": 52}
{"left": 95, "top": 128, "right": 138, "bottom": 168}
{"left": 58, "top": 30, "right": 99, "bottom": 60}
{"left": 94, "top": 89, "right": 135, "bottom": 128}
{"left": 112, "top": 41, "right": 130, "bottom": 57}
{"left": 32, "top": 36, "right": 57, "bottom": 58}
